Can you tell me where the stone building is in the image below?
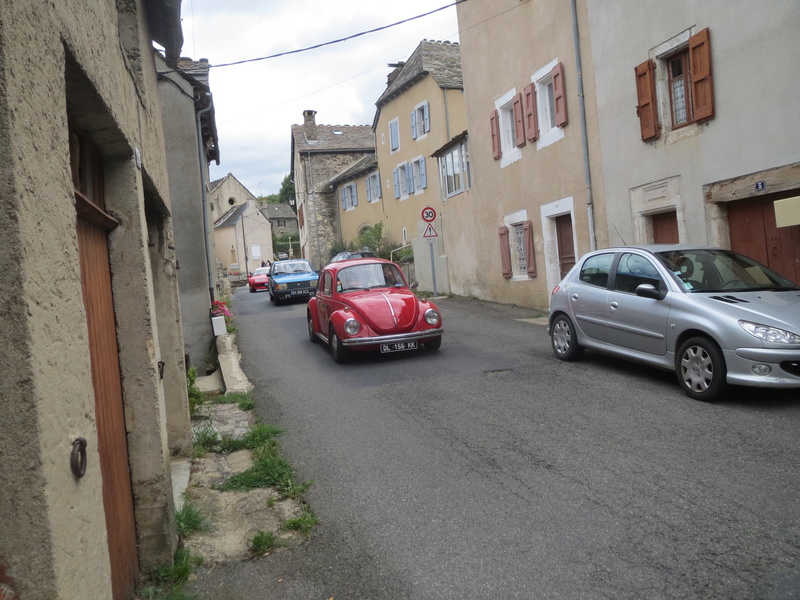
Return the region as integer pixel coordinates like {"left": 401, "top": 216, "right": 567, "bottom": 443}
{"left": 1, "top": 0, "right": 193, "bottom": 598}
{"left": 291, "top": 110, "right": 375, "bottom": 268}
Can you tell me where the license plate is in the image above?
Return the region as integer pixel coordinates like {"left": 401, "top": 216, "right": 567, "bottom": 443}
{"left": 380, "top": 341, "right": 418, "bottom": 353}
{"left": 290, "top": 289, "right": 308, "bottom": 295}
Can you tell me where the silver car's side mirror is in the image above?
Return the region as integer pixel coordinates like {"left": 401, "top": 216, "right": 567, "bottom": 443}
{"left": 635, "top": 283, "right": 665, "bottom": 300}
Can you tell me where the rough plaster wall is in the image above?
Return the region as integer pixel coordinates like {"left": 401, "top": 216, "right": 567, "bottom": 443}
{"left": 158, "top": 63, "right": 215, "bottom": 372}
{"left": 1, "top": 0, "right": 184, "bottom": 595}
{"left": 0, "top": 3, "right": 116, "bottom": 598}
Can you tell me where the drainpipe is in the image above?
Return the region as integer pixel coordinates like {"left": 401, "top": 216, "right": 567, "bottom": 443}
{"left": 195, "top": 94, "right": 216, "bottom": 302}
{"left": 571, "top": 0, "right": 597, "bottom": 251}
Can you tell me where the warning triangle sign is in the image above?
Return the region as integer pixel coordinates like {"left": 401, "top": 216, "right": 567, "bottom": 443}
{"left": 423, "top": 223, "right": 438, "bottom": 238}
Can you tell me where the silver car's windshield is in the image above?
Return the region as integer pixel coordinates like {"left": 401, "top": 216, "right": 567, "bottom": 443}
{"left": 336, "top": 263, "right": 404, "bottom": 292}
{"left": 656, "top": 249, "right": 799, "bottom": 293}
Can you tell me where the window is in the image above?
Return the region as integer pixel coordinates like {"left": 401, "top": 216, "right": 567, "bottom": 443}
{"left": 613, "top": 253, "right": 663, "bottom": 294}
{"left": 439, "top": 138, "right": 471, "bottom": 197}
{"left": 490, "top": 89, "right": 523, "bottom": 165}
{"left": 411, "top": 101, "right": 430, "bottom": 139}
{"left": 392, "top": 163, "right": 413, "bottom": 198}
{"left": 498, "top": 221, "right": 536, "bottom": 279}
{"left": 579, "top": 253, "right": 614, "bottom": 288}
{"left": 412, "top": 157, "right": 427, "bottom": 191}
{"left": 389, "top": 118, "right": 400, "bottom": 152}
{"left": 366, "top": 171, "right": 381, "bottom": 203}
{"left": 340, "top": 183, "right": 357, "bottom": 210}
{"left": 635, "top": 28, "right": 714, "bottom": 141}
{"left": 529, "top": 61, "right": 567, "bottom": 146}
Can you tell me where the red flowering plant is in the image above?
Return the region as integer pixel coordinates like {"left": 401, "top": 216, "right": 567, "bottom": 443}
{"left": 211, "top": 299, "right": 233, "bottom": 325}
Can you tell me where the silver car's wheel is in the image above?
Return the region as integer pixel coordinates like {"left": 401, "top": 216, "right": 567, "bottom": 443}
{"left": 550, "top": 314, "right": 584, "bottom": 361}
{"left": 676, "top": 336, "right": 728, "bottom": 401}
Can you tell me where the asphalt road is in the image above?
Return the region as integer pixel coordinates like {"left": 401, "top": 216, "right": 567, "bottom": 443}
{"left": 186, "top": 287, "right": 800, "bottom": 600}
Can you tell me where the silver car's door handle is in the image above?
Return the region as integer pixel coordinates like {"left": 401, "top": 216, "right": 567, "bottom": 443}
{"left": 610, "top": 301, "right": 619, "bottom": 311}
{"left": 571, "top": 293, "right": 579, "bottom": 301}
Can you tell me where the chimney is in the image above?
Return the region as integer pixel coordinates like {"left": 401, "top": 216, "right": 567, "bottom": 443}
{"left": 303, "top": 110, "right": 317, "bottom": 142}
{"left": 386, "top": 62, "right": 405, "bottom": 85}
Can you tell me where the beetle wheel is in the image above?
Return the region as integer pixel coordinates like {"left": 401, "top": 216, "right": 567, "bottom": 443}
{"left": 330, "top": 327, "right": 349, "bottom": 363}
{"left": 307, "top": 310, "right": 318, "bottom": 343}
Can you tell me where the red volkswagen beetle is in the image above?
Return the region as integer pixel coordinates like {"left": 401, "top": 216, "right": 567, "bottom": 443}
{"left": 307, "top": 258, "right": 443, "bottom": 363}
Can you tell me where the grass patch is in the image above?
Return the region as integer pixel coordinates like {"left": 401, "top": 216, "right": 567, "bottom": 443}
{"left": 192, "top": 424, "right": 219, "bottom": 452}
{"left": 175, "top": 500, "right": 209, "bottom": 537}
{"left": 139, "top": 547, "right": 202, "bottom": 599}
{"left": 211, "top": 391, "right": 255, "bottom": 411}
{"left": 249, "top": 530, "right": 282, "bottom": 555}
{"left": 281, "top": 505, "right": 319, "bottom": 536}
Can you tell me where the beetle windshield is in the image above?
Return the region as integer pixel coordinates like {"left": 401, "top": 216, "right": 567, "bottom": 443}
{"left": 336, "top": 263, "right": 405, "bottom": 292}
{"left": 656, "top": 249, "right": 799, "bottom": 293}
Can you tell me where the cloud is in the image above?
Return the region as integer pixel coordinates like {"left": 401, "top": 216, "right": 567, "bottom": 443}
{"left": 180, "top": 0, "right": 459, "bottom": 196}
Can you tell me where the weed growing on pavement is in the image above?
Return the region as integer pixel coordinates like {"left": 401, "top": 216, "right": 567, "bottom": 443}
{"left": 138, "top": 547, "right": 202, "bottom": 600}
{"left": 211, "top": 391, "right": 255, "bottom": 411}
{"left": 186, "top": 367, "right": 205, "bottom": 415}
{"left": 175, "top": 500, "right": 209, "bottom": 537}
{"left": 281, "top": 505, "right": 319, "bottom": 536}
{"left": 249, "top": 530, "right": 282, "bottom": 555}
{"left": 219, "top": 445, "right": 295, "bottom": 492}
{"left": 191, "top": 424, "right": 219, "bottom": 456}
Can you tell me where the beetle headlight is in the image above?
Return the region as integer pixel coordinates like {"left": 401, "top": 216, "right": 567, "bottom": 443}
{"left": 739, "top": 321, "right": 800, "bottom": 344}
{"left": 344, "top": 318, "right": 361, "bottom": 335}
{"left": 424, "top": 308, "right": 441, "bottom": 326}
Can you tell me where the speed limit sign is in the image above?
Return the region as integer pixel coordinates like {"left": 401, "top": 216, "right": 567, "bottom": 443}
{"left": 421, "top": 206, "right": 437, "bottom": 222}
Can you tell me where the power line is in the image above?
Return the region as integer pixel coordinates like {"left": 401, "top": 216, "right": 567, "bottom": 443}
{"left": 194, "top": 1, "right": 466, "bottom": 70}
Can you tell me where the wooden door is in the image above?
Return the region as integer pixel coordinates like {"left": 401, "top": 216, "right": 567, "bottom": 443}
{"left": 555, "top": 214, "right": 575, "bottom": 279}
{"left": 77, "top": 216, "right": 139, "bottom": 599}
{"left": 727, "top": 197, "right": 800, "bottom": 283}
{"left": 652, "top": 211, "right": 679, "bottom": 244}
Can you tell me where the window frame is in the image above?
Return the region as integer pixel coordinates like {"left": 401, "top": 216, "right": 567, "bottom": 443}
{"left": 366, "top": 171, "right": 382, "bottom": 203}
{"left": 531, "top": 59, "right": 566, "bottom": 148}
{"left": 411, "top": 101, "right": 430, "bottom": 140}
{"left": 439, "top": 138, "right": 471, "bottom": 198}
{"left": 389, "top": 118, "right": 400, "bottom": 153}
{"left": 340, "top": 182, "right": 358, "bottom": 211}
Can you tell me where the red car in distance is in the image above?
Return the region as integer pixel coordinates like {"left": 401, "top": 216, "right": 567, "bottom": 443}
{"left": 247, "top": 267, "right": 270, "bottom": 293}
{"left": 307, "top": 258, "right": 443, "bottom": 363}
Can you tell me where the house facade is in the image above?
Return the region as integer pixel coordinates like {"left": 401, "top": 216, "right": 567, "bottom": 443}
{"left": 331, "top": 155, "right": 384, "bottom": 244}
{"left": 1, "top": 0, "right": 191, "bottom": 598}
{"left": 158, "top": 55, "right": 221, "bottom": 372}
{"left": 291, "top": 110, "right": 374, "bottom": 268}
{"left": 450, "top": 0, "right": 607, "bottom": 310}
{"left": 210, "top": 174, "right": 273, "bottom": 275}
{"left": 585, "top": 0, "right": 800, "bottom": 281}
{"left": 261, "top": 202, "right": 299, "bottom": 239}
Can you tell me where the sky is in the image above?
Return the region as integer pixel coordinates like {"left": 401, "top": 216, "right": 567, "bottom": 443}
{"left": 179, "top": 0, "right": 461, "bottom": 198}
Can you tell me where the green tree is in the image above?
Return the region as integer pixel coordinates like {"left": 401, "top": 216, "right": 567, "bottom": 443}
{"left": 277, "top": 174, "right": 295, "bottom": 205}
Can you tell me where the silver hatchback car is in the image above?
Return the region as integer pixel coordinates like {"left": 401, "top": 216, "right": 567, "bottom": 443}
{"left": 548, "top": 245, "right": 800, "bottom": 401}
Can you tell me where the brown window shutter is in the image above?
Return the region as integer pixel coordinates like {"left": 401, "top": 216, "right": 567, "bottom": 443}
{"left": 523, "top": 83, "right": 539, "bottom": 141}
{"left": 635, "top": 59, "right": 660, "bottom": 141}
{"left": 523, "top": 220, "right": 537, "bottom": 277}
{"left": 512, "top": 93, "right": 526, "bottom": 147}
{"left": 490, "top": 109, "right": 502, "bottom": 159}
{"left": 689, "top": 28, "right": 714, "bottom": 121}
{"left": 552, "top": 62, "right": 568, "bottom": 127}
{"left": 499, "top": 226, "right": 512, "bottom": 278}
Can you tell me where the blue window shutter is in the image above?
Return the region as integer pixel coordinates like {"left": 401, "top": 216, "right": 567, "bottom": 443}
{"left": 366, "top": 177, "right": 372, "bottom": 202}
{"left": 419, "top": 158, "right": 427, "bottom": 188}
{"left": 393, "top": 169, "right": 400, "bottom": 198}
{"left": 340, "top": 188, "right": 346, "bottom": 210}
{"left": 411, "top": 110, "right": 417, "bottom": 139}
{"left": 375, "top": 172, "right": 382, "bottom": 198}
{"left": 423, "top": 102, "right": 430, "bottom": 132}
{"left": 353, "top": 185, "right": 358, "bottom": 207}
{"left": 405, "top": 165, "right": 414, "bottom": 194}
